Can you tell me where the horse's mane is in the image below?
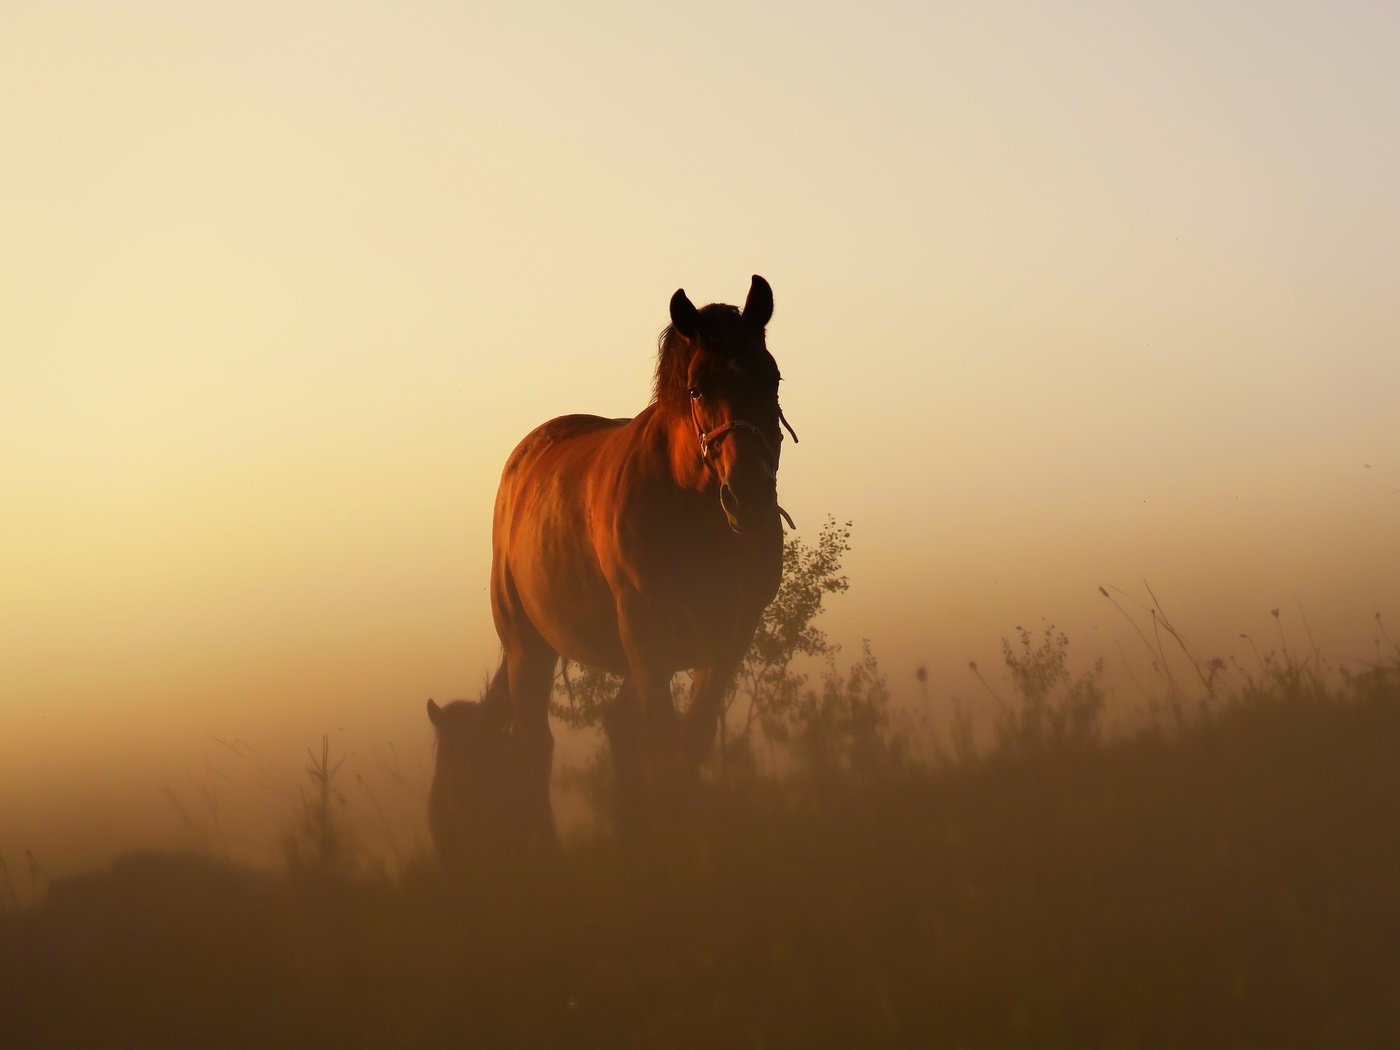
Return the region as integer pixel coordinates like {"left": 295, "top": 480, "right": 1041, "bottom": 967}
{"left": 652, "top": 304, "right": 751, "bottom": 410}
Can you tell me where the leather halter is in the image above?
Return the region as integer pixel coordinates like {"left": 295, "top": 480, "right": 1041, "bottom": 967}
{"left": 698, "top": 418, "right": 776, "bottom": 470}
{"left": 691, "top": 402, "right": 799, "bottom": 473}
{"left": 691, "top": 400, "right": 800, "bottom": 530}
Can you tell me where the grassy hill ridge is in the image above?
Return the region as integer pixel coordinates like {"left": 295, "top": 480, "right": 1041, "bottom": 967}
{"left": 4, "top": 651, "right": 1398, "bottom": 1048}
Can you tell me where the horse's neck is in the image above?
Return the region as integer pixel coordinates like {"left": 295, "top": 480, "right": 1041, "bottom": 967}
{"left": 645, "top": 405, "right": 711, "bottom": 494}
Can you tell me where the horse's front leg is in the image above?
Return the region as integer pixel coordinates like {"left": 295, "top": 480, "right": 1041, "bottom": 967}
{"left": 613, "top": 593, "right": 699, "bottom": 819}
{"left": 601, "top": 677, "right": 650, "bottom": 834}
{"left": 601, "top": 677, "right": 644, "bottom": 786}
{"left": 614, "top": 595, "right": 680, "bottom": 752}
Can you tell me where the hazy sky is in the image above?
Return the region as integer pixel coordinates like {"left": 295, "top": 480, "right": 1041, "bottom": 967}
{"left": 4, "top": 1, "right": 1398, "bottom": 870}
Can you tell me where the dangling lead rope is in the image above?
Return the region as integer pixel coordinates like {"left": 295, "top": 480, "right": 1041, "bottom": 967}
{"left": 779, "top": 407, "right": 799, "bottom": 446}
{"left": 777, "top": 405, "right": 798, "bottom": 530}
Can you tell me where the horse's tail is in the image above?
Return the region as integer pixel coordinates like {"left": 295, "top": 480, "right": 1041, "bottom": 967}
{"left": 481, "top": 656, "right": 511, "bottom": 716}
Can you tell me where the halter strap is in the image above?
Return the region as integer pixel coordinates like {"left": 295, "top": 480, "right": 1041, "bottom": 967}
{"left": 692, "top": 403, "right": 798, "bottom": 468}
{"left": 698, "top": 418, "right": 776, "bottom": 464}
{"left": 691, "top": 403, "right": 799, "bottom": 530}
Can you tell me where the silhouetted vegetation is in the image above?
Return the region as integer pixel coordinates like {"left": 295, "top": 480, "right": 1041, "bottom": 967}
{"left": 4, "top": 544, "right": 1399, "bottom": 1046}
{"left": 281, "top": 735, "right": 359, "bottom": 881}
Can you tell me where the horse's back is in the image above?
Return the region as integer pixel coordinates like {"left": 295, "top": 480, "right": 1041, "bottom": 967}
{"left": 492, "top": 413, "right": 639, "bottom": 669}
{"left": 501, "top": 414, "right": 629, "bottom": 480}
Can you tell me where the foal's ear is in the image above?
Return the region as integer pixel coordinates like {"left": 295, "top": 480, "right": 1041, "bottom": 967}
{"left": 742, "top": 274, "right": 773, "bottom": 329}
{"left": 426, "top": 697, "right": 442, "bottom": 726}
{"left": 670, "top": 288, "right": 699, "bottom": 337}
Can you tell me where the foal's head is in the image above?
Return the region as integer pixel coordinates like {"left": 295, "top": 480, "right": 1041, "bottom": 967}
{"left": 425, "top": 697, "right": 513, "bottom": 865}
{"left": 656, "top": 275, "right": 787, "bottom": 533}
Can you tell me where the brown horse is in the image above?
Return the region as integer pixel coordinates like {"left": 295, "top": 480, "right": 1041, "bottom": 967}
{"left": 432, "top": 275, "right": 793, "bottom": 849}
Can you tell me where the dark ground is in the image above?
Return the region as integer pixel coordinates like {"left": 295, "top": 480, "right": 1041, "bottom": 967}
{"left": 4, "top": 674, "right": 1399, "bottom": 1049}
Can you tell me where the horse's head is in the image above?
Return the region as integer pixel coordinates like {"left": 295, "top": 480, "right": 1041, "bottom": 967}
{"left": 661, "top": 275, "right": 793, "bottom": 534}
{"left": 425, "top": 697, "right": 513, "bottom": 865}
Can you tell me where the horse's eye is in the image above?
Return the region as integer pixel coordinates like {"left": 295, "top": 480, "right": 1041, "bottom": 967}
{"left": 688, "top": 387, "right": 703, "bottom": 401}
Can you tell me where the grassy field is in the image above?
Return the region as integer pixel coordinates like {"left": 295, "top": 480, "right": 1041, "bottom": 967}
{"left": 4, "top": 639, "right": 1398, "bottom": 1048}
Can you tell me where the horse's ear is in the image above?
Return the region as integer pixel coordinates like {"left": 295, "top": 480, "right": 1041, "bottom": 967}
{"left": 670, "top": 288, "right": 699, "bottom": 338}
{"left": 426, "top": 698, "right": 442, "bottom": 726}
{"left": 742, "top": 275, "right": 773, "bottom": 329}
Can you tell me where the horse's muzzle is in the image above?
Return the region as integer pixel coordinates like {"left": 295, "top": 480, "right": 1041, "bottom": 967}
{"left": 719, "top": 483, "right": 778, "bottom": 534}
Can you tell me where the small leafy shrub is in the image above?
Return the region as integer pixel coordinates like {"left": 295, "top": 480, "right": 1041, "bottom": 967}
{"left": 970, "top": 622, "right": 1107, "bottom": 758}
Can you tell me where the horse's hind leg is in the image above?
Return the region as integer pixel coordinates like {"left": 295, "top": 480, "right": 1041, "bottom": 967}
{"left": 505, "top": 639, "right": 560, "bottom": 851}
{"left": 493, "top": 559, "right": 561, "bottom": 852}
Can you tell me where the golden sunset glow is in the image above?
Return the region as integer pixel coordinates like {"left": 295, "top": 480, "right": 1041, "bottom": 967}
{"left": 4, "top": 1, "right": 1398, "bottom": 878}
